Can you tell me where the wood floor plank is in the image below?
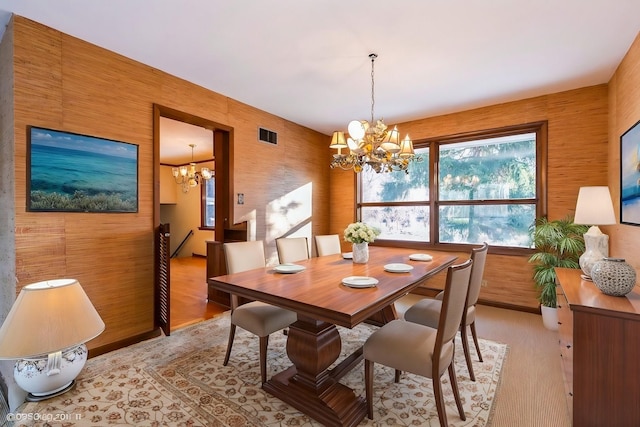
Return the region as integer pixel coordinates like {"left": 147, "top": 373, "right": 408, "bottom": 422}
{"left": 170, "top": 256, "right": 226, "bottom": 331}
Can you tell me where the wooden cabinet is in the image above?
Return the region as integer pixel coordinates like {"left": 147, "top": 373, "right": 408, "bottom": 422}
{"left": 205, "top": 221, "right": 248, "bottom": 307}
{"left": 555, "top": 267, "right": 640, "bottom": 427}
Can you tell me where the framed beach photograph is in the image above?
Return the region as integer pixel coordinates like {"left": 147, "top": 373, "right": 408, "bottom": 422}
{"left": 620, "top": 119, "right": 640, "bottom": 226}
{"left": 27, "top": 126, "right": 138, "bottom": 213}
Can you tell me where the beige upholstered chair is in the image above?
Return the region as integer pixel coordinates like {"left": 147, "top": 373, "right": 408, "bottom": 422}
{"left": 275, "top": 237, "right": 310, "bottom": 263}
{"left": 404, "top": 242, "right": 489, "bottom": 381}
{"left": 222, "top": 241, "right": 297, "bottom": 384}
{"left": 364, "top": 259, "right": 473, "bottom": 426}
{"left": 314, "top": 234, "right": 342, "bottom": 256}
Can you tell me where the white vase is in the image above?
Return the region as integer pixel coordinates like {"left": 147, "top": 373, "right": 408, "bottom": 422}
{"left": 352, "top": 242, "right": 369, "bottom": 264}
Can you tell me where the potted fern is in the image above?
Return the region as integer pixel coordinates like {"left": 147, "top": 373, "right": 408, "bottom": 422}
{"left": 528, "top": 216, "right": 588, "bottom": 330}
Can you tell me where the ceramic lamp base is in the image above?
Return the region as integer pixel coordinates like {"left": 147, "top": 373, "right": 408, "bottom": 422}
{"left": 14, "top": 344, "right": 88, "bottom": 401}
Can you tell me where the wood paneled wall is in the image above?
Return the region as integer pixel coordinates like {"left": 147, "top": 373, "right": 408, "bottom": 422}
{"left": 5, "top": 16, "right": 330, "bottom": 350}
{"left": 4, "top": 14, "right": 638, "bottom": 342}
{"left": 330, "top": 85, "right": 610, "bottom": 310}
{"left": 609, "top": 32, "right": 640, "bottom": 273}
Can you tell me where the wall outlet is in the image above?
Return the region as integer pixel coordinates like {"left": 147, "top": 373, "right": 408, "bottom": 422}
{"left": 481, "top": 279, "right": 488, "bottom": 287}
{"left": 237, "top": 193, "right": 244, "bottom": 205}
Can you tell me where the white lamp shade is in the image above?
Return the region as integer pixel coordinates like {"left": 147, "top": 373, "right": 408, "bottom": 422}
{"left": 398, "top": 135, "right": 415, "bottom": 158}
{"left": 348, "top": 120, "right": 366, "bottom": 140}
{"left": 329, "top": 131, "right": 347, "bottom": 149}
{"left": 574, "top": 186, "right": 616, "bottom": 225}
{"left": 0, "top": 279, "right": 105, "bottom": 359}
{"left": 380, "top": 126, "right": 401, "bottom": 153}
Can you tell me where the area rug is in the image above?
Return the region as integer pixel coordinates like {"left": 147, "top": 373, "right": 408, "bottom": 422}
{"left": 16, "top": 312, "right": 507, "bottom": 426}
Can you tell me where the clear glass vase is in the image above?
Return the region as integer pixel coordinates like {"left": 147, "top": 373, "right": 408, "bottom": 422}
{"left": 352, "top": 242, "right": 369, "bottom": 264}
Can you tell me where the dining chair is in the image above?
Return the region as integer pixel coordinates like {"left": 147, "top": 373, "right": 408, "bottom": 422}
{"left": 314, "top": 234, "right": 342, "bottom": 256}
{"left": 275, "top": 237, "right": 310, "bottom": 263}
{"left": 222, "top": 240, "right": 297, "bottom": 384}
{"left": 404, "top": 242, "right": 489, "bottom": 381}
{"left": 363, "top": 259, "right": 473, "bottom": 426}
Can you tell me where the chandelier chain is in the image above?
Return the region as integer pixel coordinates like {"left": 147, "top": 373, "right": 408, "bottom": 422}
{"left": 370, "top": 53, "right": 376, "bottom": 124}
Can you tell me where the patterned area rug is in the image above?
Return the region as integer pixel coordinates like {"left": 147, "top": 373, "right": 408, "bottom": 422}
{"left": 16, "top": 312, "right": 507, "bottom": 426}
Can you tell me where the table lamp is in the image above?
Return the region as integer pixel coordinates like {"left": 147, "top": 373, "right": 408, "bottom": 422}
{"left": 573, "top": 186, "right": 616, "bottom": 280}
{"left": 0, "top": 279, "right": 105, "bottom": 401}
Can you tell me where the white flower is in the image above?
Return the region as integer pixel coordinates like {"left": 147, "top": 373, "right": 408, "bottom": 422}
{"left": 343, "top": 222, "right": 380, "bottom": 244}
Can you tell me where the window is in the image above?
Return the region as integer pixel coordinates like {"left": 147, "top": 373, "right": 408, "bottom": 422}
{"left": 358, "top": 122, "right": 546, "bottom": 251}
{"left": 202, "top": 177, "right": 215, "bottom": 228}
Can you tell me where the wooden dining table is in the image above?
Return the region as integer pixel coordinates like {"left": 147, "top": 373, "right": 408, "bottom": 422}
{"left": 208, "top": 246, "right": 457, "bottom": 427}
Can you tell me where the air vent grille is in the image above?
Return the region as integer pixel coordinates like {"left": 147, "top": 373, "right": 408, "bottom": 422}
{"left": 258, "top": 127, "right": 278, "bottom": 145}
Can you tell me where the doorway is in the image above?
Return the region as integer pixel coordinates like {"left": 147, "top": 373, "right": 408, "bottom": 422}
{"left": 153, "top": 104, "right": 232, "bottom": 334}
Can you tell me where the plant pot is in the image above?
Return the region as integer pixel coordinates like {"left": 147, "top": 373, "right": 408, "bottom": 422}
{"left": 541, "top": 305, "right": 559, "bottom": 331}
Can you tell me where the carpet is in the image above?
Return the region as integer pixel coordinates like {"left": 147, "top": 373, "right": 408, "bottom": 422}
{"left": 16, "top": 312, "right": 507, "bottom": 426}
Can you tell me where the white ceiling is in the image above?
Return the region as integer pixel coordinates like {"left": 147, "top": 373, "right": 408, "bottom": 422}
{"left": 1, "top": 0, "right": 639, "bottom": 163}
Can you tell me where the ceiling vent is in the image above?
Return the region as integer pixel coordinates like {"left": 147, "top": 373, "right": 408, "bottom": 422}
{"left": 258, "top": 127, "right": 278, "bottom": 145}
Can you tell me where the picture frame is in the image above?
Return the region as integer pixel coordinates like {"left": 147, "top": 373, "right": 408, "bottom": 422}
{"left": 27, "top": 126, "right": 139, "bottom": 213}
{"left": 620, "top": 119, "right": 640, "bottom": 226}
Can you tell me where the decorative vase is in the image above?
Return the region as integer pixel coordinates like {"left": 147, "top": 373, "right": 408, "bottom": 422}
{"left": 352, "top": 242, "right": 369, "bottom": 264}
{"left": 591, "top": 257, "right": 637, "bottom": 297}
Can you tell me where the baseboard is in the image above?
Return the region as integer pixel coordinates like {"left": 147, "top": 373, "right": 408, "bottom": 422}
{"left": 88, "top": 328, "right": 163, "bottom": 358}
{"left": 478, "top": 299, "right": 541, "bottom": 315}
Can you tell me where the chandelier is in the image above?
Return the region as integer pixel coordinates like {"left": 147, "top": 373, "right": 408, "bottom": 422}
{"left": 329, "top": 53, "right": 422, "bottom": 173}
{"left": 171, "top": 144, "right": 213, "bottom": 193}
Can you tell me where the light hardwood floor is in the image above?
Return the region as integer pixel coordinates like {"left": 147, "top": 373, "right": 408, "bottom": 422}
{"left": 170, "top": 256, "right": 226, "bottom": 331}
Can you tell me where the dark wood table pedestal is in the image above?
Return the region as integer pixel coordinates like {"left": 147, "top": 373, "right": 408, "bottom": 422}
{"left": 263, "top": 316, "right": 367, "bottom": 427}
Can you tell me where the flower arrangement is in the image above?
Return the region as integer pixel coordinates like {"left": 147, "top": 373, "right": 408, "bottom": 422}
{"left": 343, "top": 222, "right": 380, "bottom": 244}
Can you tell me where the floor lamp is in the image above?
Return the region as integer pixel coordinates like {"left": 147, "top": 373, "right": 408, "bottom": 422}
{"left": 573, "top": 186, "right": 616, "bottom": 280}
{"left": 0, "top": 279, "right": 105, "bottom": 401}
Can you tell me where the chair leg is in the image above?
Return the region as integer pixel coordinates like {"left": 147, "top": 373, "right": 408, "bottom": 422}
{"left": 259, "top": 335, "right": 269, "bottom": 384}
{"left": 460, "top": 324, "right": 476, "bottom": 381}
{"left": 365, "top": 359, "right": 374, "bottom": 419}
{"left": 223, "top": 324, "right": 236, "bottom": 366}
{"left": 470, "top": 321, "right": 483, "bottom": 362}
{"left": 448, "top": 362, "right": 466, "bottom": 421}
{"left": 432, "top": 374, "right": 448, "bottom": 427}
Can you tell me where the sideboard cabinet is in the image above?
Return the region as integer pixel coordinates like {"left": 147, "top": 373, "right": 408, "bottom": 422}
{"left": 555, "top": 267, "right": 640, "bottom": 427}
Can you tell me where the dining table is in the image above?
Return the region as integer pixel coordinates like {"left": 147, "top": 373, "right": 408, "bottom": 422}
{"left": 208, "top": 245, "right": 458, "bottom": 427}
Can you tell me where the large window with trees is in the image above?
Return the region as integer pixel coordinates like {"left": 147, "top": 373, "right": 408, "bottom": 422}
{"left": 358, "top": 122, "right": 546, "bottom": 251}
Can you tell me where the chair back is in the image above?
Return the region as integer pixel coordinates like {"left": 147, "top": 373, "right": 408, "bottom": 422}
{"left": 276, "top": 237, "right": 309, "bottom": 263}
{"left": 223, "top": 240, "right": 266, "bottom": 274}
{"left": 467, "top": 242, "right": 489, "bottom": 308}
{"left": 314, "top": 234, "right": 342, "bottom": 256}
{"left": 435, "top": 259, "right": 473, "bottom": 352}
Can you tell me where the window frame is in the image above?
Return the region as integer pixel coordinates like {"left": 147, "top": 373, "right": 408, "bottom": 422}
{"left": 356, "top": 121, "right": 547, "bottom": 255}
{"left": 200, "top": 177, "right": 215, "bottom": 230}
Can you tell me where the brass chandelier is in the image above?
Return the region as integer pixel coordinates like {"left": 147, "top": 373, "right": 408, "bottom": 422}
{"left": 329, "top": 53, "right": 422, "bottom": 173}
{"left": 171, "top": 144, "right": 213, "bottom": 193}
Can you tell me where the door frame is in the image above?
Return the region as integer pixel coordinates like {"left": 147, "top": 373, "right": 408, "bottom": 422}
{"left": 153, "top": 104, "right": 233, "bottom": 331}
